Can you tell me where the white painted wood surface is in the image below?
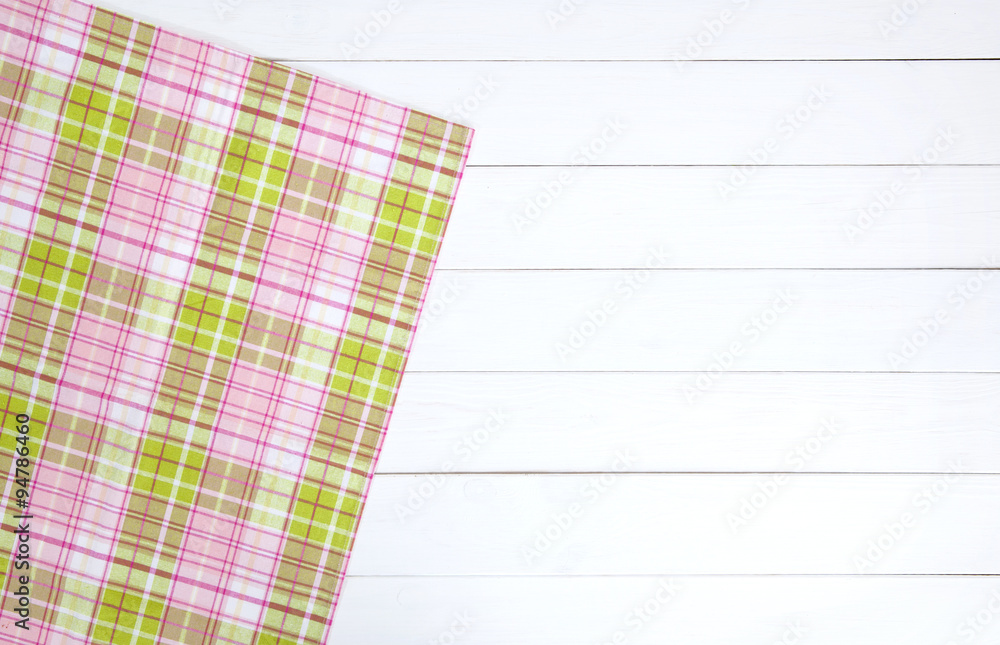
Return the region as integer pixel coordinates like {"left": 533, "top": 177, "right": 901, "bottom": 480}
{"left": 99, "top": 0, "right": 1000, "bottom": 61}
{"left": 93, "top": 1, "right": 1000, "bottom": 642}
{"left": 350, "top": 473, "right": 999, "bottom": 575}
{"left": 379, "top": 373, "right": 1000, "bottom": 473}
{"left": 408, "top": 270, "right": 1000, "bottom": 371}
{"left": 301, "top": 61, "right": 1000, "bottom": 166}
{"left": 334, "top": 576, "right": 1000, "bottom": 645}
{"left": 439, "top": 167, "right": 1000, "bottom": 269}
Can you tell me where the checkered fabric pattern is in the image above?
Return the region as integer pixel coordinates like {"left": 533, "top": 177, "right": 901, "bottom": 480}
{"left": 0, "top": 0, "right": 472, "bottom": 642}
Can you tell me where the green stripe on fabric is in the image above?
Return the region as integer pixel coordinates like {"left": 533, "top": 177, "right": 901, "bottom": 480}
{"left": 0, "top": 8, "right": 152, "bottom": 641}
{"left": 260, "top": 112, "right": 470, "bottom": 645}
{"left": 94, "top": 57, "right": 311, "bottom": 645}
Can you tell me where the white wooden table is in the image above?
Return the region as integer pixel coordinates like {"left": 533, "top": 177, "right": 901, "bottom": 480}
{"left": 100, "top": 2, "right": 1000, "bottom": 642}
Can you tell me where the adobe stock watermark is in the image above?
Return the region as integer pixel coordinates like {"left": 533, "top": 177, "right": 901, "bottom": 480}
{"left": 767, "top": 621, "right": 808, "bottom": 645}
{"left": 716, "top": 85, "right": 833, "bottom": 201}
{"left": 513, "top": 116, "right": 626, "bottom": 233}
{"left": 555, "top": 246, "right": 670, "bottom": 361}
{"left": 545, "top": 0, "right": 586, "bottom": 29}
{"left": 569, "top": 116, "right": 628, "bottom": 166}
{"left": 682, "top": 288, "right": 795, "bottom": 404}
{"left": 886, "top": 256, "right": 996, "bottom": 369}
{"left": 418, "top": 275, "right": 464, "bottom": 331}
{"left": 213, "top": 0, "right": 245, "bottom": 20}
{"left": 522, "top": 450, "right": 636, "bottom": 565}
{"left": 877, "top": 0, "right": 931, "bottom": 39}
{"left": 444, "top": 75, "right": 499, "bottom": 122}
{"left": 671, "top": 0, "right": 754, "bottom": 70}
{"left": 943, "top": 588, "right": 1000, "bottom": 645}
{"left": 339, "top": 0, "right": 404, "bottom": 59}
{"left": 844, "top": 127, "right": 957, "bottom": 244}
{"left": 853, "top": 458, "right": 965, "bottom": 573}
{"left": 394, "top": 409, "right": 508, "bottom": 523}
{"left": 427, "top": 610, "right": 475, "bottom": 645}
{"left": 727, "top": 417, "right": 841, "bottom": 534}
{"left": 594, "top": 578, "right": 681, "bottom": 645}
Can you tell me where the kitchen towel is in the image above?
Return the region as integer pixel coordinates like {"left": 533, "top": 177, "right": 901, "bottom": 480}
{"left": 0, "top": 0, "right": 472, "bottom": 642}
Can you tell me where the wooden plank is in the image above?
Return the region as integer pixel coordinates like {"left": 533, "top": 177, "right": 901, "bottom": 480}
{"left": 439, "top": 166, "right": 1000, "bottom": 269}
{"left": 99, "top": 0, "right": 1000, "bottom": 61}
{"left": 408, "top": 269, "right": 1000, "bottom": 372}
{"left": 297, "top": 61, "right": 1000, "bottom": 165}
{"left": 379, "top": 373, "right": 1000, "bottom": 474}
{"left": 349, "top": 473, "right": 1000, "bottom": 575}
{"left": 332, "top": 575, "right": 1000, "bottom": 645}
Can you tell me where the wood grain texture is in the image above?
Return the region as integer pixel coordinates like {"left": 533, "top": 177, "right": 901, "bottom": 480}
{"left": 294, "top": 61, "right": 1000, "bottom": 165}
{"left": 331, "top": 576, "right": 1000, "bottom": 644}
{"left": 408, "top": 269, "right": 1000, "bottom": 372}
{"left": 439, "top": 166, "right": 1000, "bottom": 269}
{"left": 85, "top": 1, "right": 1000, "bottom": 638}
{"left": 350, "top": 473, "right": 999, "bottom": 575}
{"left": 380, "top": 373, "right": 1000, "bottom": 474}
{"left": 99, "top": 0, "right": 1000, "bottom": 61}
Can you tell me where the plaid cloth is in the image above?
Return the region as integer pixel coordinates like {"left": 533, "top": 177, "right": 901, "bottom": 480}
{"left": 0, "top": 0, "right": 472, "bottom": 642}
